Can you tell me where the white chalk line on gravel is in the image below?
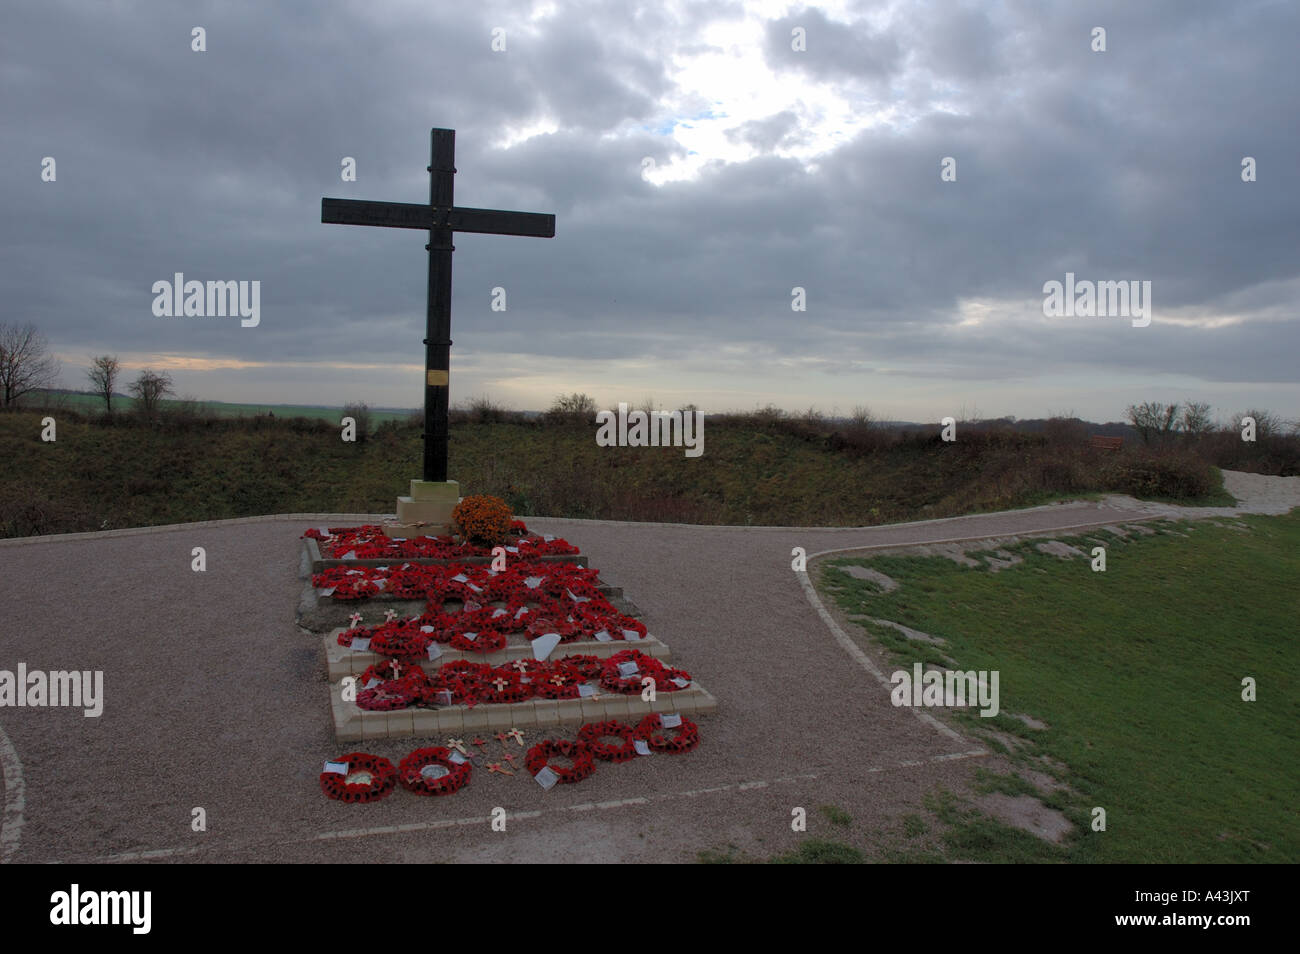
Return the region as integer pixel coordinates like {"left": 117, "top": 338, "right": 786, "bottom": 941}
{"left": 78, "top": 751, "right": 988, "bottom": 863}
{"left": 0, "top": 721, "right": 25, "bottom": 865}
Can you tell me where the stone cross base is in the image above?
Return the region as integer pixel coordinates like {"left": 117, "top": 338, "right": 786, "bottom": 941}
{"left": 383, "top": 478, "right": 460, "bottom": 536}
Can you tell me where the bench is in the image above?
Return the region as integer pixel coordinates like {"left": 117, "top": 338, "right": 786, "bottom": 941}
{"left": 1089, "top": 435, "right": 1124, "bottom": 451}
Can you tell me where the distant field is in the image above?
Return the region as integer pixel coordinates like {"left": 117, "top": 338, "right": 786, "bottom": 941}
{"left": 30, "top": 390, "right": 414, "bottom": 424}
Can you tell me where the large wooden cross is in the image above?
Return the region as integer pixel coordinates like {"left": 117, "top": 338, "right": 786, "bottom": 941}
{"left": 322, "top": 128, "right": 555, "bottom": 482}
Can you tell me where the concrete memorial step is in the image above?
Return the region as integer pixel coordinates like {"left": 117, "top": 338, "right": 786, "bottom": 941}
{"left": 330, "top": 680, "right": 718, "bottom": 742}
{"left": 323, "top": 630, "right": 672, "bottom": 680}
{"left": 297, "top": 582, "right": 640, "bottom": 634}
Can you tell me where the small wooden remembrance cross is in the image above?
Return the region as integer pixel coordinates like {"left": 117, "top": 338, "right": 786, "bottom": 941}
{"left": 322, "top": 128, "right": 555, "bottom": 482}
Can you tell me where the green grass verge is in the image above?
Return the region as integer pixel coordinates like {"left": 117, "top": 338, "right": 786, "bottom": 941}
{"left": 819, "top": 514, "right": 1300, "bottom": 863}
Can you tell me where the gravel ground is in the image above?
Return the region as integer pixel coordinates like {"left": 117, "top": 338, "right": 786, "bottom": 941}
{"left": 1, "top": 474, "right": 1293, "bottom": 864}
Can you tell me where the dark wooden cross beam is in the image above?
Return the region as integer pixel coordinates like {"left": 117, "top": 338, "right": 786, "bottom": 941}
{"left": 321, "top": 127, "right": 555, "bottom": 482}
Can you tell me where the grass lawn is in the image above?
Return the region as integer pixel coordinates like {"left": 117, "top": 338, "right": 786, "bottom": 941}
{"left": 817, "top": 514, "right": 1300, "bottom": 864}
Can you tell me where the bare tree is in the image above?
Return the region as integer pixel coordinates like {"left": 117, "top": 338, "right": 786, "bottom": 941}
{"left": 128, "top": 369, "right": 174, "bottom": 420}
{"left": 546, "top": 392, "right": 597, "bottom": 423}
{"left": 87, "top": 355, "right": 120, "bottom": 413}
{"left": 1180, "top": 401, "right": 1214, "bottom": 436}
{"left": 0, "top": 322, "right": 60, "bottom": 408}
{"left": 1127, "top": 401, "right": 1181, "bottom": 444}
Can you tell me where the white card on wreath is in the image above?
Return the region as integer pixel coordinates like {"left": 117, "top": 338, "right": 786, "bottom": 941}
{"left": 323, "top": 761, "right": 348, "bottom": 775}
{"left": 462, "top": 631, "right": 478, "bottom": 642}
{"left": 617, "top": 661, "right": 639, "bottom": 677}
{"left": 633, "top": 740, "right": 652, "bottom": 756}
{"left": 363, "top": 678, "right": 380, "bottom": 690}
{"left": 492, "top": 608, "right": 509, "bottom": 618}
{"left": 543, "top": 534, "right": 556, "bottom": 542}
{"left": 671, "top": 677, "right": 690, "bottom": 688}
{"left": 506, "top": 546, "right": 519, "bottom": 554}
{"left": 317, "top": 527, "right": 330, "bottom": 536}
{"left": 524, "top": 576, "right": 545, "bottom": 589}
{"left": 420, "top": 625, "right": 436, "bottom": 633}
{"left": 593, "top": 629, "right": 613, "bottom": 642}
{"left": 515, "top": 607, "right": 530, "bottom": 619}
{"left": 534, "top": 766, "right": 560, "bottom": 790}
{"left": 622, "top": 629, "right": 641, "bottom": 641}
{"left": 426, "top": 642, "right": 443, "bottom": 661}
{"left": 532, "top": 632, "right": 562, "bottom": 660}
{"left": 451, "top": 573, "right": 469, "bottom": 583}
{"left": 661, "top": 714, "right": 682, "bottom": 728}
{"left": 351, "top": 637, "right": 371, "bottom": 652}
{"left": 341, "top": 550, "right": 357, "bottom": 560}
{"left": 434, "top": 689, "right": 452, "bottom": 706}
{"left": 447, "top": 751, "right": 467, "bottom": 765}
{"left": 420, "top": 764, "right": 451, "bottom": 780}
{"left": 577, "top": 684, "right": 597, "bottom": 698}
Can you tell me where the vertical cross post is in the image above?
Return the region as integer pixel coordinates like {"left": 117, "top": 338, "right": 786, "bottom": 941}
{"left": 426, "top": 129, "right": 455, "bottom": 482}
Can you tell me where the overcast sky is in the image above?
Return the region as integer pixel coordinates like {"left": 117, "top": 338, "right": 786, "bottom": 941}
{"left": 4, "top": 0, "right": 1297, "bottom": 424}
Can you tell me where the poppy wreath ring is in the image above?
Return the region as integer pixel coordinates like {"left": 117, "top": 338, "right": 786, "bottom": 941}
{"left": 320, "top": 752, "right": 398, "bottom": 803}
{"left": 524, "top": 740, "right": 596, "bottom": 784}
{"left": 635, "top": 714, "right": 700, "bottom": 754}
{"left": 399, "top": 747, "right": 472, "bottom": 796}
{"left": 577, "top": 720, "right": 639, "bottom": 762}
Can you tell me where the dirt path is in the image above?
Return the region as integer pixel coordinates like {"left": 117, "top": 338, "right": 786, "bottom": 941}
{"left": 0, "top": 476, "right": 1290, "bottom": 863}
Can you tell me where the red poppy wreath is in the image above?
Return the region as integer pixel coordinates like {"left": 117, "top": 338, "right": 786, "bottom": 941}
{"left": 634, "top": 713, "right": 700, "bottom": 754}
{"left": 398, "top": 747, "right": 472, "bottom": 796}
{"left": 524, "top": 739, "right": 596, "bottom": 784}
{"left": 320, "top": 752, "right": 398, "bottom": 803}
{"left": 577, "top": 720, "right": 639, "bottom": 763}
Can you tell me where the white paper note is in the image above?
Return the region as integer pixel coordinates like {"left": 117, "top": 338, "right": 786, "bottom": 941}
{"left": 617, "top": 662, "right": 639, "bottom": 677}
{"left": 323, "top": 761, "right": 348, "bottom": 775}
{"left": 351, "top": 637, "right": 371, "bottom": 652}
{"left": 622, "top": 629, "right": 641, "bottom": 641}
{"left": 462, "top": 631, "right": 478, "bottom": 642}
{"left": 633, "top": 740, "right": 652, "bottom": 756}
{"left": 577, "top": 684, "right": 597, "bottom": 698}
{"left": 341, "top": 551, "right": 357, "bottom": 561}
{"left": 420, "top": 764, "right": 451, "bottom": 780}
{"left": 447, "top": 751, "right": 467, "bottom": 765}
{"left": 320, "top": 587, "right": 336, "bottom": 597}
{"left": 524, "top": 576, "right": 545, "bottom": 589}
{"left": 451, "top": 573, "right": 469, "bottom": 583}
{"left": 671, "top": 677, "right": 690, "bottom": 688}
{"left": 532, "top": 632, "right": 562, "bottom": 660}
{"left": 661, "top": 714, "right": 682, "bottom": 729}
{"left": 593, "top": 630, "right": 613, "bottom": 642}
{"left": 420, "top": 625, "right": 436, "bottom": 633}
{"left": 534, "top": 766, "right": 559, "bottom": 790}
{"left": 426, "top": 643, "right": 443, "bottom": 661}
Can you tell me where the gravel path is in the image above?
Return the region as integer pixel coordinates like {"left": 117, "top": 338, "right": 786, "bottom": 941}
{"left": 0, "top": 474, "right": 1292, "bottom": 863}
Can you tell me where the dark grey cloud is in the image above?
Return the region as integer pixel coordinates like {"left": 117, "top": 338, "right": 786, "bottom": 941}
{"left": 1, "top": 0, "right": 1296, "bottom": 421}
